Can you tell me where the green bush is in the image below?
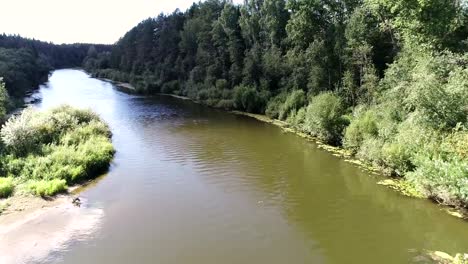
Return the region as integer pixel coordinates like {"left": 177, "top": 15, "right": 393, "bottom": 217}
{"left": 356, "top": 138, "right": 385, "bottom": 167}
{"left": 405, "top": 127, "right": 468, "bottom": 206}
{"left": 407, "top": 156, "right": 468, "bottom": 206}
{"left": 265, "top": 93, "right": 287, "bottom": 119}
{"left": 27, "top": 179, "right": 67, "bottom": 197}
{"left": 233, "top": 85, "right": 267, "bottom": 113}
{"left": 0, "top": 105, "right": 114, "bottom": 197}
{"left": 278, "top": 90, "right": 306, "bottom": 120}
{"left": 161, "top": 80, "right": 180, "bottom": 94}
{"left": 344, "top": 109, "right": 379, "bottom": 152}
{"left": 303, "top": 92, "right": 348, "bottom": 144}
{"left": 286, "top": 107, "right": 307, "bottom": 130}
{"left": 0, "top": 79, "right": 9, "bottom": 122}
{"left": 0, "top": 177, "right": 14, "bottom": 198}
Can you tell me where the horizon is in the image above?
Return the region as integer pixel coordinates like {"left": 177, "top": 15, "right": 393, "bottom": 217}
{"left": 0, "top": 0, "right": 243, "bottom": 45}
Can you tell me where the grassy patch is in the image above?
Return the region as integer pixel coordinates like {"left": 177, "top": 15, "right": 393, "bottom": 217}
{"left": 0, "top": 177, "right": 14, "bottom": 198}
{"left": 27, "top": 179, "right": 67, "bottom": 197}
{"left": 0, "top": 105, "right": 114, "bottom": 197}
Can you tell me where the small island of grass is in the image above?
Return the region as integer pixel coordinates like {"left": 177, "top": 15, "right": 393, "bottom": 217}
{"left": 0, "top": 105, "right": 114, "bottom": 200}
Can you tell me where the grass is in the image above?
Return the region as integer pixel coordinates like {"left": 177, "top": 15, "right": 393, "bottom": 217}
{"left": 0, "top": 105, "right": 114, "bottom": 197}
{"left": 0, "top": 177, "right": 14, "bottom": 198}
{"left": 27, "top": 179, "right": 67, "bottom": 197}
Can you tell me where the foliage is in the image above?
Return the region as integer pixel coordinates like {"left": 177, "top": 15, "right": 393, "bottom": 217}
{"left": 0, "top": 34, "right": 111, "bottom": 99}
{"left": 27, "top": 179, "right": 67, "bottom": 197}
{"left": 85, "top": 0, "right": 468, "bottom": 207}
{"left": 0, "top": 79, "right": 9, "bottom": 122}
{"left": 278, "top": 90, "right": 306, "bottom": 120}
{"left": 344, "top": 109, "right": 379, "bottom": 152}
{"left": 304, "top": 92, "right": 348, "bottom": 145}
{"left": 0, "top": 177, "right": 14, "bottom": 198}
{"left": 233, "top": 85, "right": 267, "bottom": 113}
{"left": 0, "top": 105, "right": 114, "bottom": 197}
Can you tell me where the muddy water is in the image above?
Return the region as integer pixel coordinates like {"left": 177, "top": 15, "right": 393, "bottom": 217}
{"left": 25, "top": 69, "right": 468, "bottom": 263}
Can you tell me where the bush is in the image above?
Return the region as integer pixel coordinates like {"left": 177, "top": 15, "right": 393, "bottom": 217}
{"left": 303, "top": 92, "right": 348, "bottom": 144}
{"left": 161, "top": 80, "right": 180, "bottom": 94}
{"left": 27, "top": 179, "right": 67, "bottom": 197}
{"left": 344, "top": 109, "right": 379, "bottom": 152}
{"left": 265, "top": 93, "right": 287, "bottom": 119}
{"left": 286, "top": 107, "right": 307, "bottom": 130}
{"left": 0, "top": 105, "right": 114, "bottom": 197}
{"left": 405, "top": 127, "right": 468, "bottom": 206}
{"left": 233, "top": 85, "right": 267, "bottom": 113}
{"left": 278, "top": 90, "right": 306, "bottom": 120}
{"left": 407, "top": 156, "right": 468, "bottom": 206}
{"left": 0, "top": 177, "right": 14, "bottom": 198}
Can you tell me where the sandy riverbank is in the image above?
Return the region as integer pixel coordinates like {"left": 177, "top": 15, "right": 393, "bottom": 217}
{"left": 0, "top": 194, "right": 103, "bottom": 263}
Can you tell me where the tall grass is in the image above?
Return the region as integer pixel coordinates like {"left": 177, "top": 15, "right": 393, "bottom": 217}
{"left": 0, "top": 105, "right": 114, "bottom": 197}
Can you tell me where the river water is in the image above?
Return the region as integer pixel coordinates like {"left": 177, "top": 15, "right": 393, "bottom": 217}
{"left": 30, "top": 69, "right": 467, "bottom": 263}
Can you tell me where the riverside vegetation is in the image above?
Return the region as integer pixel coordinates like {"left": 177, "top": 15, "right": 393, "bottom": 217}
{"left": 0, "top": 80, "right": 114, "bottom": 199}
{"left": 84, "top": 0, "right": 468, "bottom": 209}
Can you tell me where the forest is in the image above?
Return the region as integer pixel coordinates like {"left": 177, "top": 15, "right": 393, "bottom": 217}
{"left": 86, "top": 0, "right": 468, "bottom": 208}
{"left": 0, "top": 34, "right": 111, "bottom": 103}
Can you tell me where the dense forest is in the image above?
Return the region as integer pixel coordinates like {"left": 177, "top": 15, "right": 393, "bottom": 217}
{"left": 87, "top": 0, "right": 468, "bottom": 208}
{"left": 0, "top": 34, "right": 111, "bottom": 101}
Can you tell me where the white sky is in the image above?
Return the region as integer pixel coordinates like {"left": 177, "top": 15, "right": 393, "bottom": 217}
{"left": 0, "top": 0, "right": 243, "bottom": 44}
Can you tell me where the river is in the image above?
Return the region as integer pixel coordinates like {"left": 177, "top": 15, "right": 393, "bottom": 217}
{"left": 25, "top": 69, "right": 468, "bottom": 263}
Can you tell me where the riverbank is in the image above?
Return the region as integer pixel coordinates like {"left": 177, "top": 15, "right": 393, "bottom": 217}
{"left": 0, "top": 194, "right": 103, "bottom": 264}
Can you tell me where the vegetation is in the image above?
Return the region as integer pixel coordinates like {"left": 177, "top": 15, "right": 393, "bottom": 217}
{"left": 86, "top": 0, "right": 467, "bottom": 208}
{"left": 0, "top": 177, "right": 14, "bottom": 198}
{"left": 0, "top": 105, "right": 114, "bottom": 197}
{"left": 0, "top": 34, "right": 111, "bottom": 100}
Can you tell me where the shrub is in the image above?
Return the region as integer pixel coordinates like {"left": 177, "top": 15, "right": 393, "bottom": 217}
{"left": 407, "top": 156, "right": 468, "bottom": 206}
{"left": 1, "top": 108, "right": 42, "bottom": 155}
{"left": 27, "top": 179, "right": 67, "bottom": 197}
{"left": 233, "top": 85, "right": 267, "bottom": 113}
{"left": 303, "top": 92, "right": 348, "bottom": 144}
{"left": 0, "top": 79, "right": 9, "bottom": 122}
{"left": 265, "top": 93, "right": 287, "bottom": 119}
{"left": 197, "top": 87, "right": 221, "bottom": 101}
{"left": 344, "top": 109, "right": 379, "bottom": 152}
{"left": 356, "top": 138, "right": 385, "bottom": 167}
{"left": 278, "top": 90, "right": 306, "bottom": 120}
{"left": 0, "top": 177, "right": 14, "bottom": 198}
{"left": 161, "top": 80, "right": 180, "bottom": 94}
{"left": 0, "top": 105, "right": 114, "bottom": 197}
{"left": 286, "top": 107, "right": 307, "bottom": 130}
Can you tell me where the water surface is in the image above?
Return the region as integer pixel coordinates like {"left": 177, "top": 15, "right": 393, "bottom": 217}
{"left": 33, "top": 69, "right": 468, "bottom": 263}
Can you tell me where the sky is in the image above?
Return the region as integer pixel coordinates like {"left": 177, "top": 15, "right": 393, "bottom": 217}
{"left": 0, "top": 0, "right": 243, "bottom": 45}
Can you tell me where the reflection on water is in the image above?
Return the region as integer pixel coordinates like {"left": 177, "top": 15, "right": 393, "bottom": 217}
{"left": 27, "top": 69, "right": 468, "bottom": 264}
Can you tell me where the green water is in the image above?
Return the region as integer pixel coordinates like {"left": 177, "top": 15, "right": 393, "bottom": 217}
{"left": 34, "top": 69, "right": 467, "bottom": 263}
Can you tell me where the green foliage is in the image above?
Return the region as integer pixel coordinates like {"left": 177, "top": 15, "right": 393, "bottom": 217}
{"left": 0, "top": 177, "right": 14, "bottom": 198}
{"left": 83, "top": 0, "right": 468, "bottom": 207}
{"left": 304, "top": 92, "right": 348, "bottom": 144}
{"left": 27, "top": 179, "right": 67, "bottom": 197}
{"left": 265, "top": 93, "right": 287, "bottom": 119}
{"left": 344, "top": 109, "right": 379, "bottom": 152}
{"left": 233, "top": 85, "right": 267, "bottom": 113}
{"left": 286, "top": 107, "right": 307, "bottom": 130}
{"left": 0, "top": 79, "right": 9, "bottom": 122}
{"left": 278, "top": 90, "right": 306, "bottom": 120}
{"left": 0, "top": 34, "right": 112, "bottom": 99}
{"left": 0, "top": 105, "right": 114, "bottom": 197}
